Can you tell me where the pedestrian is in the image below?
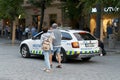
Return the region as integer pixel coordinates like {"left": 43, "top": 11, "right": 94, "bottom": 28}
{"left": 41, "top": 26, "right": 54, "bottom": 73}
{"left": 18, "top": 25, "right": 23, "bottom": 41}
{"left": 24, "top": 25, "right": 30, "bottom": 39}
{"left": 50, "top": 23, "right": 62, "bottom": 68}
{"left": 106, "top": 22, "right": 113, "bottom": 39}
{"left": 98, "top": 40, "right": 106, "bottom": 56}
{"left": 15, "top": 25, "right": 19, "bottom": 40}
{"left": 31, "top": 24, "right": 37, "bottom": 37}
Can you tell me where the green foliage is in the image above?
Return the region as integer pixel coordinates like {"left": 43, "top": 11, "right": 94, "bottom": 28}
{"left": 63, "top": 0, "right": 120, "bottom": 19}
{"left": 80, "top": 0, "right": 120, "bottom": 14}
{"left": 28, "top": 0, "right": 42, "bottom": 7}
{"left": 62, "top": 0, "right": 81, "bottom": 20}
{"left": 0, "top": 0, "right": 24, "bottom": 20}
{"left": 62, "top": 0, "right": 120, "bottom": 28}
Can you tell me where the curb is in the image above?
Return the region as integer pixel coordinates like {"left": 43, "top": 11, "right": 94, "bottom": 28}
{"left": 105, "top": 48, "right": 120, "bottom": 54}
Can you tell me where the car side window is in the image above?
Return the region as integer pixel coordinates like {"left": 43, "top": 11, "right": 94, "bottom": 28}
{"left": 74, "top": 33, "right": 83, "bottom": 40}
{"left": 61, "top": 32, "right": 72, "bottom": 40}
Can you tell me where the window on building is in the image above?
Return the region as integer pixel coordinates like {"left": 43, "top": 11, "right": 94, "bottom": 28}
{"left": 49, "top": 14, "right": 57, "bottom": 26}
{"left": 32, "top": 15, "right": 39, "bottom": 27}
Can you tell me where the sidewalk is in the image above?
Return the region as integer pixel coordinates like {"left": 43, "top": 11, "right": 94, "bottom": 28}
{"left": 0, "top": 37, "right": 120, "bottom": 54}
{"left": 103, "top": 39, "right": 120, "bottom": 54}
{"left": 0, "top": 37, "right": 21, "bottom": 45}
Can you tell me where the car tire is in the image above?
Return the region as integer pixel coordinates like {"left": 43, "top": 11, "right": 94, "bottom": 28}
{"left": 55, "top": 47, "right": 67, "bottom": 63}
{"left": 81, "top": 57, "right": 91, "bottom": 61}
{"left": 20, "top": 45, "right": 30, "bottom": 58}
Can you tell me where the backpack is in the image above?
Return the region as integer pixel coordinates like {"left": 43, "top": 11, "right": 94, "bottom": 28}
{"left": 42, "top": 35, "right": 52, "bottom": 51}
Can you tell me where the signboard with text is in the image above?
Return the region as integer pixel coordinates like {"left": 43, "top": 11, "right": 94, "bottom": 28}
{"left": 91, "top": 7, "right": 119, "bottom": 13}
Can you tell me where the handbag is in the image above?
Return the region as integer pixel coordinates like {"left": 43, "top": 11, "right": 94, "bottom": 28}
{"left": 42, "top": 35, "right": 52, "bottom": 51}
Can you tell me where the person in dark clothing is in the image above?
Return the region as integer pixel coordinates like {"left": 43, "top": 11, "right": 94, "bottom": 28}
{"left": 107, "top": 22, "right": 113, "bottom": 39}
{"left": 18, "top": 25, "right": 23, "bottom": 40}
{"left": 98, "top": 40, "right": 106, "bottom": 56}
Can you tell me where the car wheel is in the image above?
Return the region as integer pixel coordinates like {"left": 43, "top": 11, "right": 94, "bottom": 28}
{"left": 81, "top": 57, "right": 91, "bottom": 61}
{"left": 55, "top": 48, "right": 67, "bottom": 63}
{"left": 20, "top": 45, "right": 30, "bottom": 58}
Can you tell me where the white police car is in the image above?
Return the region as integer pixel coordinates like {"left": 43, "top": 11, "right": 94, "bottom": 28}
{"left": 20, "top": 30, "right": 100, "bottom": 62}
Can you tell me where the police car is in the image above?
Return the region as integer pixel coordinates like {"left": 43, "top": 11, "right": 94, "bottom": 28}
{"left": 20, "top": 30, "right": 100, "bottom": 62}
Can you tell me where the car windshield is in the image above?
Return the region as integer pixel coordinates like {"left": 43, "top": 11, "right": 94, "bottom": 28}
{"left": 32, "top": 30, "right": 52, "bottom": 39}
{"left": 32, "top": 31, "right": 43, "bottom": 39}
{"left": 74, "top": 32, "right": 96, "bottom": 40}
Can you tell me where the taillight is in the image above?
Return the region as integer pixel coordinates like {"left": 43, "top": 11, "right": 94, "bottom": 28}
{"left": 71, "top": 42, "right": 79, "bottom": 48}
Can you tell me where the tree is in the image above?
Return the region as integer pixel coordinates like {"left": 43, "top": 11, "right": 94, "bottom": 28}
{"left": 62, "top": 0, "right": 83, "bottom": 29}
{"left": 0, "top": 0, "right": 24, "bottom": 43}
{"left": 79, "top": 0, "right": 120, "bottom": 13}
{"left": 62, "top": 0, "right": 120, "bottom": 29}
{"left": 28, "top": 0, "right": 52, "bottom": 32}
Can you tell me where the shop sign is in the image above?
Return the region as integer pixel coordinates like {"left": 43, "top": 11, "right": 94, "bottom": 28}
{"left": 91, "top": 8, "right": 97, "bottom": 13}
{"left": 91, "top": 7, "right": 119, "bottom": 13}
{"left": 104, "top": 7, "right": 119, "bottom": 12}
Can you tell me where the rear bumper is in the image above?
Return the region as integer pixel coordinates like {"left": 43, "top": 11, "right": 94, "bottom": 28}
{"left": 78, "top": 53, "right": 100, "bottom": 58}
{"left": 66, "top": 49, "right": 100, "bottom": 55}
{"left": 66, "top": 50, "right": 100, "bottom": 59}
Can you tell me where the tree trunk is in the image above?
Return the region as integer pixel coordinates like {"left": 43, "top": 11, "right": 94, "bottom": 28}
{"left": 39, "top": 0, "right": 45, "bottom": 32}
{"left": 12, "top": 19, "right": 17, "bottom": 44}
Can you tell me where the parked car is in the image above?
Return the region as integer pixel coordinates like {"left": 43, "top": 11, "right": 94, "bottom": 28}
{"left": 20, "top": 30, "right": 100, "bottom": 62}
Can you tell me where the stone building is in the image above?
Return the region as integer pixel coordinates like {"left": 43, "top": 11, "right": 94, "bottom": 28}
{"left": 22, "top": 0, "right": 63, "bottom": 29}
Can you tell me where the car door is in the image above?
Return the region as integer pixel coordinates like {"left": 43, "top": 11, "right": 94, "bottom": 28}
{"left": 29, "top": 32, "right": 43, "bottom": 55}
{"left": 61, "top": 32, "right": 73, "bottom": 51}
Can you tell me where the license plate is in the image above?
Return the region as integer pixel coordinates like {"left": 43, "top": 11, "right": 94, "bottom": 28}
{"left": 85, "top": 43, "right": 94, "bottom": 47}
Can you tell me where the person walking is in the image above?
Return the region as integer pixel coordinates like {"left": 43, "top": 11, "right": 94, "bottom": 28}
{"left": 50, "top": 23, "right": 62, "bottom": 68}
{"left": 24, "top": 25, "right": 30, "bottom": 39}
{"left": 107, "top": 22, "right": 113, "bottom": 39}
{"left": 18, "top": 25, "right": 23, "bottom": 41}
{"left": 41, "top": 27, "right": 54, "bottom": 72}
{"left": 31, "top": 25, "right": 37, "bottom": 37}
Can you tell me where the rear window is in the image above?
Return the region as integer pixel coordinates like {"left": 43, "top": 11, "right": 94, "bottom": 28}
{"left": 74, "top": 32, "right": 96, "bottom": 40}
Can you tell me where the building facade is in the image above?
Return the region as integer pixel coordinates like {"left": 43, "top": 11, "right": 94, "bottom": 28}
{"left": 22, "top": 0, "right": 63, "bottom": 29}
{"left": 90, "top": 6, "right": 120, "bottom": 40}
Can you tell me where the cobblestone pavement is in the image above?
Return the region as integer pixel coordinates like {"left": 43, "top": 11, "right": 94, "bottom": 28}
{"left": 0, "top": 40, "right": 120, "bottom": 80}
